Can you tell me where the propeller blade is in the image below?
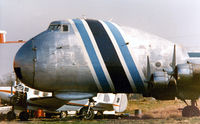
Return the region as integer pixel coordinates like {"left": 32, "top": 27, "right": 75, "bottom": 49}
{"left": 171, "top": 44, "right": 176, "bottom": 70}
{"left": 147, "top": 56, "right": 151, "bottom": 81}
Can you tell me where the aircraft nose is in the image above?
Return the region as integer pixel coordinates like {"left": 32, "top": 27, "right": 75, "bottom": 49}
{"left": 14, "top": 40, "right": 34, "bottom": 87}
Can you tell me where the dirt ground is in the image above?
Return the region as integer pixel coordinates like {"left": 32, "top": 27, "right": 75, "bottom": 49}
{"left": 125, "top": 97, "right": 190, "bottom": 118}
{"left": 1, "top": 98, "right": 200, "bottom": 123}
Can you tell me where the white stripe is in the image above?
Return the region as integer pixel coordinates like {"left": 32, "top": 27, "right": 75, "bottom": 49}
{"left": 99, "top": 20, "right": 137, "bottom": 92}
{"left": 69, "top": 19, "right": 103, "bottom": 92}
{"left": 112, "top": 23, "right": 147, "bottom": 89}
{"left": 81, "top": 19, "right": 115, "bottom": 92}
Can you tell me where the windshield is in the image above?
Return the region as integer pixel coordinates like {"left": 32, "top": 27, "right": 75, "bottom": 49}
{"left": 48, "top": 24, "right": 69, "bottom": 32}
{"left": 48, "top": 24, "right": 61, "bottom": 31}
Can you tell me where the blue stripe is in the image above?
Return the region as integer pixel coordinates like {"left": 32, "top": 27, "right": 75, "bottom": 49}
{"left": 86, "top": 19, "right": 133, "bottom": 93}
{"left": 73, "top": 19, "right": 111, "bottom": 92}
{"left": 105, "top": 21, "right": 145, "bottom": 93}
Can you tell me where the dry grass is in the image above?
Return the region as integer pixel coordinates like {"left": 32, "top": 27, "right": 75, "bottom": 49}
{"left": 3, "top": 117, "right": 200, "bottom": 124}
{"left": 125, "top": 97, "right": 187, "bottom": 118}
{"left": 2, "top": 98, "right": 200, "bottom": 123}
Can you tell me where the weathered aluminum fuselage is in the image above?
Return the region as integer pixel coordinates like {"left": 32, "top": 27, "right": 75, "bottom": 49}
{"left": 15, "top": 19, "right": 147, "bottom": 93}
{"left": 15, "top": 20, "right": 98, "bottom": 93}
{"left": 16, "top": 19, "right": 198, "bottom": 100}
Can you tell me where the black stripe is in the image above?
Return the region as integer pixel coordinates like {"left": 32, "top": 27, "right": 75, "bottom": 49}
{"left": 85, "top": 19, "right": 133, "bottom": 93}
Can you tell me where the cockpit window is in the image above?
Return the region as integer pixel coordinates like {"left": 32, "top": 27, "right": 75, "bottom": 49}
{"left": 48, "top": 24, "right": 61, "bottom": 31}
{"left": 48, "top": 24, "right": 69, "bottom": 32}
{"left": 63, "top": 25, "right": 68, "bottom": 32}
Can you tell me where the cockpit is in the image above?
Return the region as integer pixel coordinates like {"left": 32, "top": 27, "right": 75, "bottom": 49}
{"left": 48, "top": 21, "right": 69, "bottom": 32}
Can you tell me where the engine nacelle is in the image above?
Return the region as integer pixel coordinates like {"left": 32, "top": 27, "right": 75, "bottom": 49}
{"left": 146, "top": 71, "right": 177, "bottom": 100}
{"left": 152, "top": 71, "right": 169, "bottom": 88}
{"left": 177, "top": 63, "right": 200, "bottom": 82}
{"left": 175, "top": 63, "right": 200, "bottom": 99}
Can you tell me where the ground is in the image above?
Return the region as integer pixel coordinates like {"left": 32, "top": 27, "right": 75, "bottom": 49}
{"left": 125, "top": 97, "right": 185, "bottom": 118}
{"left": 1, "top": 98, "right": 200, "bottom": 124}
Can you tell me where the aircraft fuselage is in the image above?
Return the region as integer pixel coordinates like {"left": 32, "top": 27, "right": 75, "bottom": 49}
{"left": 14, "top": 19, "right": 146, "bottom": 94}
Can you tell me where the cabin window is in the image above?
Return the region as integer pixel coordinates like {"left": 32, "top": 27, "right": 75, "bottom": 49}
{"left": 63, "top": 25, "right": 68, "bottom": 32}
{"left": 34, "top": 90, "right": 39, "bottom": 95}
{"left": 25, "top": 87, "right": 29, "bottom": 92}
{"left": 43, "top": 92, "right": 48, "bottom": 97}
{"left": 103, "top": 94, "right": 110, "bottom": 102}
{"left": 117, "top": 98, "right": 120, "bottom": 103}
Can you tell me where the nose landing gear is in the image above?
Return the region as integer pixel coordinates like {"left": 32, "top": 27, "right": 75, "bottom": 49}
{"left": 6, "top": 83, "right": 29, "bottom": 121}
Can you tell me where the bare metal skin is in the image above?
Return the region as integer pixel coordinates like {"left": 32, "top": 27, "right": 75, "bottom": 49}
{"left": 14, "top": 19, "right": 200, "bottom": 118}
{"left": 15, "top": 21, "right": 98, "bottom": 93}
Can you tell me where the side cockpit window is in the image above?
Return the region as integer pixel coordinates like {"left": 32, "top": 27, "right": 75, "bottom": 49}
{"left": 63, "top": 25, "right": 68, "bottom": 32}
{"left": 48, "top": 24, "right": 69, "bottom": 32}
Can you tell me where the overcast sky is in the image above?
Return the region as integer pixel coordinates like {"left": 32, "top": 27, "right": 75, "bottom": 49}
{"left": 1, "top": 0, "right": 200, "bottom": 51}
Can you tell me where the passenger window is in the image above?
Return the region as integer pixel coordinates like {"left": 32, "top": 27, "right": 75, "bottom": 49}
{"left": 63, "top": 25, "right": 68, "bottom": 32}
{"left": 43, "top": 92, "right": 48, "bottom": 97}
{"left": 34, "top": 90, "right": 39, "bottom": 95}
{"left": 25, "top": 87, "right": 29, "bottom": 92}
{"left": 117, "top": 98, "right": 120, "bottom": 103}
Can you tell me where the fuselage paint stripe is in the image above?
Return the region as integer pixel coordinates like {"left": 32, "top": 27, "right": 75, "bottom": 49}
{"left": 104, "top": 21, "right": 145, "bottom": 93}
{"left": 69, "top": 19, "right": 103, "bottom": 92}
{"left": 85, "top": 19, "right": 133, "bottom": 93}
{"left": 0, "top": 90, "right": 16, "bottom": 94}
{"left": 81, "top": 20, "right": 115, "bottom": 92}
{"left": 99, "top": 20, "right": 137, "bottom": 92}
{"left": 72, "top": 19, "right": 111, "bottom": 92}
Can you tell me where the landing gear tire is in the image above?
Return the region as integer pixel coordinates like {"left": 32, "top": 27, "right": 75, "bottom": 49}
{"left": 79, "top": 107, "right": 95, "bottom": 120}
{"left": 19, "top": 111, "right": 29, "bottom": 121}
{"left": 7, "top": 111, "right": 16, "bottom": 121}
{"left": 60, "top": 111, "right": 68, "bottom": 119}
{"left": 182, "top": 106, "right": 200, "bottom": 117}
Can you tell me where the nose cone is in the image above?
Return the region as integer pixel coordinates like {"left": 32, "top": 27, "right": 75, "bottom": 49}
{"left": 14, "top": 40, "right": 34, "bottom": 87}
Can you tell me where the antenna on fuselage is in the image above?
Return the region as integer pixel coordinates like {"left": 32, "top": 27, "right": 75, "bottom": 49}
{"left": 82, "top": 15, "right": 87, "bottom": 19}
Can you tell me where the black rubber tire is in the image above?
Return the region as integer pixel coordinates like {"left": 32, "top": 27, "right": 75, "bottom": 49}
{"left": 79, "top": 107, "right": 95, "bottom": 120}
{"left": 182, "top": 106, "right": 200, "bottom": 117}
{"left": 7, "top": 111, "right": 16, "bottom": 121}
{"left": 60, "top": 111, "right": 68, "bottom": 119}
{"left": 19, "top": 111, "right": 29, "bottom": 121}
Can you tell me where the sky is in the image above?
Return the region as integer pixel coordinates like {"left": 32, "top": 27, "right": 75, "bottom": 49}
{"left": 1, "top": 0, "right": 200, "bottom": 51}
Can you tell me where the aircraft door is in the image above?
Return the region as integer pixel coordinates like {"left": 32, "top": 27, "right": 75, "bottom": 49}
{"left": 113, "top": 94, "right": 128, "bottom": 112}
